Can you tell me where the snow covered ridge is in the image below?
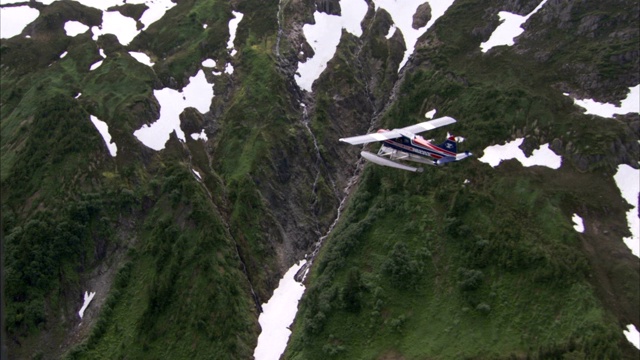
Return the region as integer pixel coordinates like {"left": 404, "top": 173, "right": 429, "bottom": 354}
{"left": 295, "top": 0, "right": 456, "bottom": 92}
{"left": 372, "top": 0, "right": 456, "bottom": 71}
{"left": 129, "top": 7, "right": 244, "bottom": 146}
{"left": 1, "top": 0, "right": 176, "bottom": 41}
{"left": 2, "top": 0, "right": 244, "bottom": 152}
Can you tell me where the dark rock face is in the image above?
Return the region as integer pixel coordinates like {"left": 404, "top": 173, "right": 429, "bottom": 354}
{"left": 180, "top": 107, "right": 205, "bottom": 135}
{"left": 513, "top": 0, "right": 640, "bottom": 103}
{"left": 261, "top": 3, "right": 406, "bottom": 270}
{"left": 315, "top": 0, "right": 340, "bottom": 16}
{"left": 107, "top": 3, "right": 148, "bottom": 21}
{"left": 412, "top": 2, "right": 431, "bottom": 29}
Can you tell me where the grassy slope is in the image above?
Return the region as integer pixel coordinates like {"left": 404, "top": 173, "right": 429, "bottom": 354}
{"left": 66, "top": 163, "right": 258, "bottom": 360}
{"left": 1, "top": 0, "right": 283, "bottom": 358}
{"left": 286, "top": 0, "right": 639, "bottom": 359}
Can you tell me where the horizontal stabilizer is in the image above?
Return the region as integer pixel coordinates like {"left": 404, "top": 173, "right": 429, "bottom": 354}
{"left": 436, "top": 151, "right": 473, "bottom": 165}
{"left": 361, "top": 151, "right": 423, "bottom": 172}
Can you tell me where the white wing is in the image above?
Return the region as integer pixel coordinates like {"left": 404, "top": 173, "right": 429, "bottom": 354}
{"left": 400, "top": 116, "right": 456, "bottom": 134}
{"left": 339, "top": 131, "right": 402, "bottom": 145}
{"left": 339, "top": 116, "right": 457, "bottom": 145}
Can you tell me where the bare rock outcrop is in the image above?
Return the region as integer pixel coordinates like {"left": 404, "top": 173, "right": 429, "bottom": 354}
{"left": 412, "top": 3, "right": 431, "bottom": 29}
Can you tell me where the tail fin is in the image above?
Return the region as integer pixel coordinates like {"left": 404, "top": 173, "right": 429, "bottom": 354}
{"left": 438, "top": 136, "right": 458, "bottom": 153}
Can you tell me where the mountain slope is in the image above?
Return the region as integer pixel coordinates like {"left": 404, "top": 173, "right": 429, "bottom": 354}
{"left": 0, "top": 0, "right": 638, "bottom": 359}
{"left": 286, "top": 0, "right": 639, "bottom": 358}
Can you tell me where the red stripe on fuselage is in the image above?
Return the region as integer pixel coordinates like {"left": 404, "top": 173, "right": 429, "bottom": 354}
{"left": 422, "top": 141, "right": 456, "bottom": 156}
{"left": 384, "top": 140, "right": 448, "bottom": 159}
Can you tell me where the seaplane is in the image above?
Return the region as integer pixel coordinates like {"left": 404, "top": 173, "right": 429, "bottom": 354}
{"left": 339, "top": 116, "right": 472, "bottom": 172}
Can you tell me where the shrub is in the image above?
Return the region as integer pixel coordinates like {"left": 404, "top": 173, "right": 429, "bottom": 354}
{"left": 341, "top": 268, "right": 363, "bottom": 313}
{"left": 382, "top": 242, "right": 423, "bottom": 288}
{"left": 322, "top": 343, "right": 346, "bottom": 356}
{"left": 457, "top": 268, "right": 484, "bottom": 291}
{"left": 475, "top": 303, "right": 491, "bottom": 315}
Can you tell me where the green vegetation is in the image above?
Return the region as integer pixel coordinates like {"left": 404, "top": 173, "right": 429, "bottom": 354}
{"left": 66, "top": 164, "right": 258, "bottom": 359}
{"left": 286, "top": 162, "right": 628, "bottom": 359}
{"left": 1, "top": 1, "right": 277, "bottom": 357}
{"left": 2, "top": 0, "right": 637, "bottom": 358}
{"left": 286, "top": 0, "right": 638, "bottom": 358}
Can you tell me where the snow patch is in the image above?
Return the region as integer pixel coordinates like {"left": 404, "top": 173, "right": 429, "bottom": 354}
{"left": 190, "top": 129, "right": 208, "bottom": 141}
{"left": 78, "top": 291, "right": 96, "bottom": 319}
{"left": 254, "top": 261, "right": 306, "bottom": 360}
{"left": 481, "top": 0, "right": 548, "bottom": 52}
{"left": 129, "top": 51, "right": 154, "bottom": 66}
{"left": 64, "top": 21, "right": 89, "bottom": 36}
{"left": 425, "top": 109, "right": 436, "bottom": 119}
{"left": 613, "top": 164, "right": 639, "bottom": 257}
{"left": 567, "top": 85, "right": 640, "bottom": 118}
{"left": 225, "top": 63, "right": 234, "bottom": 75}
{"left": 90, "top": 115, "right": 117, "bottom": 157}
{"left": 385, "top": 24, "right": 397, "bottom": 39}
{"left": 89, "top": 60, "right": 104, "bottom": 71}
{"left": 227, "top": 11, "right": 244, "bottom": 57}
{"left": 339, "top": 0, "right": 368, "bottom": 37}
{"left": 572, "top": 214, "right": 584, "bottom": 233}
{"left": 0, "top": 6, "right": 39, "bottom": 39}
{"left": 624, "top": 324, "right": 640, "bottom": 350}
{"left": 92, "top": 11, "right": 138, "bottom": 45}
{"left": 137, "top": 0, "right": 176, "bottom": 30}
{"left": 202, "top": 59, "right": 216, "bottom": 67}
{"left": 478, "top": 138, "right": 562, "bottom": 169}
{"left": 133, "top": 70, "right": 213, "bottom": 151}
